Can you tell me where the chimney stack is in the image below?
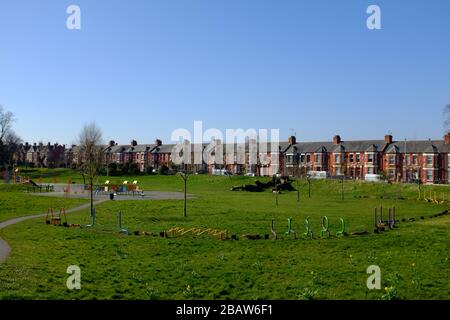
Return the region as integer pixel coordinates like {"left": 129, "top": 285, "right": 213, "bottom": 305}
{"left": 155, "top": 139, "right": 162, "bottom": 146}
{"left": 333, "top": 135, "right": 341, "bottom": 145}
{"left": 131, "top": 140, "right": 138, "bottom": 146}
{"left": 109, "top": 140, "right": 115, "bottom": 147}
{"left": 444, "top": 133, "right": 450, "bottom": 144}
{"left": 288, "top": 136, "right": 296, "bottom": 145}
{"left": 385, "top": 134, "right": 393, "bottom": 144}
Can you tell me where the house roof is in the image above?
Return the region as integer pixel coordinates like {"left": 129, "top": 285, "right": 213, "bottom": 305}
{"left": 284, "top": 139, "right": 450, "bottom": 154}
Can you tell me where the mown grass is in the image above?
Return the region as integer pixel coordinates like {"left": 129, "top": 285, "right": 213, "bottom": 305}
{"left": 0, "top": 172, "right": 449, "bottom": 300}
{"left": 0, "top": 184, "right": 87, "bottom": 222}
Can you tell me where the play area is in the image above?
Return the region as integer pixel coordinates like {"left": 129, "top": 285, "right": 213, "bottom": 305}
{"left": 1, "top": 172, "right": 449, "bottom": 300}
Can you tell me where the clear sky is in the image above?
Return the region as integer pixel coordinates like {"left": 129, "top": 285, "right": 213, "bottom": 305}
{"left": 0, "top": 0, "right": 449, "bottom": 145}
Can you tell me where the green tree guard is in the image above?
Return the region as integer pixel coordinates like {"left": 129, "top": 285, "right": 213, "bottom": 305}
{"left": 87, "top": 208, "right": 95, "bottom": 227}
{"left": 336, "top": 217, "right": 346, "bottom": 236}
{"left": 286, "top": 218, "right": 293, "bottom": 236}
{"left": 118, "top": 210, "right": 128, "bottom": 235}
{"left": 270, "top": 219, "right": 277, "bottom": 240}
{"left": 303, "top": 217, "right": 313, "bottom": 239}
{"left": 320, "top": 216, "right": 330, "bottom": 238}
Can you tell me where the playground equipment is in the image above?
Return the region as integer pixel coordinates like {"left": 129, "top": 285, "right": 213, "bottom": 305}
{"left": 320, "top": 216, "right": 330, "bottom": 238}
{"left": 64, "top": 177, "right": 71, "bottom": 198}
{"left": 24, "top": 179, "right": 54, "bottom": 193}
{"left": 285, "top": 218, "right": 297, "bottom": 239}
{"left": 118, "top": 211, "right": 128, "bottom": 235}
{"left": 45, "top": 208, "right": 68, "bottom": 227}
{"left": 374, "top": 206, "right": 397, "bottom": 233}
{"left": 270, "top": 219, "right": 277, "bottom": 240}
{"left": 167, "top": 227, "right": 228, "bottom": 240}
{"left": 104, "top": 180, "right": 110, "bottom": 192}
{"left": 433, "top": 192, "right": 439, "bottom": 204}
{"left": 419, "top": 189, "right": 446, "bottom": 204}
{"left": 303, "top": 217, "right": 313, "bottom": 239}
{"left": 439, "top": 192, "right": 447, "bottom": 204}
{"left": 336, "top": 217, "right": 347, "bottom": 237}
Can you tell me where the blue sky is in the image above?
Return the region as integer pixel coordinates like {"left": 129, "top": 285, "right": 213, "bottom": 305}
{"left": 0, "top": 0, "right": 449, "bottom": 145}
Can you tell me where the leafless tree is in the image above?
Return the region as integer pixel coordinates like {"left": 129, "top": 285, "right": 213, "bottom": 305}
{"left": 444, "top": 104, "right": 450, "bottom": 132}
{"left": 0, "top": 106, "right": 21, "bottom": 167}
{"left": 3, "top": 132, "right": 22, "bottom": 165}
{"left": 0, "top": 105, "right": 14, "bottom": 143}
{"left": 177, "top": 166, "right": 191, "bottom": 218}
{"left": 77, "top": 122, "right": 104, "bottom": 217}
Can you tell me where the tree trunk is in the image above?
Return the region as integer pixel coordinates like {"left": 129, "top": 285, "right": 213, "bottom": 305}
{"left": 184, "top": 178, "right": 187, "bottom": 217}
{"left": 90, "top": 178, "right": 94, "bottom": 216}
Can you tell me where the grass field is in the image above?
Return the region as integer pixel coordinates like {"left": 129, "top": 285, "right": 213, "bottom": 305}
{"left": 0, "top": 171, "right": 449, "bottom": 300}
{"left": 0, "top": 184, "right": 88, "bottom": 222}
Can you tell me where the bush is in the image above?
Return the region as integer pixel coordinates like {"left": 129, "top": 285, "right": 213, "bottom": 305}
{"left": 129, "top": 163, "right": 141, "bottom": 175}
{"left": 99, "top": 166, "right": 107, "bottom": 176}
{"left": 120, "top": 163, "right": 129, "bottom": 175}
{"left": 158, "top": 165, "right": 169, "bottom": 175}
{"left": 146, "top": 166, "right": 154, "bottom": 175}
{"left": 107, "top": 163, "right": 118, "bottom": 176}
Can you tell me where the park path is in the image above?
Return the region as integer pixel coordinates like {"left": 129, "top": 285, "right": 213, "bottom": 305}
{"left": 0, "top": 200, "right": 107, "bottom": 263}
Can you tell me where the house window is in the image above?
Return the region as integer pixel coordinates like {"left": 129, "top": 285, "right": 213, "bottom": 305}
{"left": 367, "top": 167, "right": 373, "bottom": 174}
{"left": 389, "top": 155, "right": 395, "bottom": 165}
{"left": 336, "top": 168, "right": 341, "bottom": 175}
{"left": 413, "top": 155, "right": 418, "bottom": 165}
{"left": 286, "top": 154, "right": 298, "bottom": 165}
{"left": 356, "top": 154, "right": 360, "bottom": 163}
{"left": 368, "top": 154, "right": 374, "bottom": 163}
{"left": 389, "top": 169, "right": 395, "bottom": 178}
{"left": 334, "top": 154, "right": 340, "bottom": 163}
{"left": 316, "top": 154, "right": 322, "bottom": 163}
{"left": 426, "top": 155, "right": 433, "bottom": 166}
{"left": 406, "top": 155, "right": 410, "bottom": 165}
{"left": 286, "top": 155, "right": 293, "bottom": 164}
{"left": 349, "top": 154, "right": 354, "bottom": 162}
{"left": 426, "top": 170, "right": 433, "bottom": 181}
{"left": 300, "top": 154, "right": 305, "bottom": 163}
{"left": 306, "top": 154, "right": 311, "bottom": 163}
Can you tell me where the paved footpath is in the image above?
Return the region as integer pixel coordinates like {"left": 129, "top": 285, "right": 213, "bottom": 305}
{"left": 0, "top": 200, "right": 107, "bottom": 263}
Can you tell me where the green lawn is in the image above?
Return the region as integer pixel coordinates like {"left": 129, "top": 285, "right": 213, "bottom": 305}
{"left": 0, "top": 184, "right": 88, "bottom": 222}
{"left": 0, "top": 172, "right": 449, "bottom": 300}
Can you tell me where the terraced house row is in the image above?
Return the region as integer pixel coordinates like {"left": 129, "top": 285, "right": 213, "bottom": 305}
{"left": 15, "top": 133, "right": 450, "bottom": 184}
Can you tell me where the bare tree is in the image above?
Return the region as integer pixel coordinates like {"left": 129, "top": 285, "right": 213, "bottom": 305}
{"left": 3, "top": 132, "right": 22, "bottom": 165}
{"left": 444, "top": 104, "right": 450, "bottom": 132}
{"left": 77, "top": 123, "right": 104, "bottom": 217}
{"left": 0, "top": 106, "right": 21, "bottom": 167}
{"left": 0, "top": 105, "right": 14, "bottom": 143}
{"left": 177, "top": 166, "right": 191, "bottom": 218}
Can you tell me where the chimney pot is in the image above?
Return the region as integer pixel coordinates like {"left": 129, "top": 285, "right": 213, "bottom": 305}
{"left": 333, "top": 135, "right": 341, "bottom": 145}
{"left": 385, "top": 134, "right": 393, "bottom": 144}
{"left": 444, "top": 133, "right": 450, "bottom": 144}
{"left": 288, "top": 136, "right": 296, "bottom": 145}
